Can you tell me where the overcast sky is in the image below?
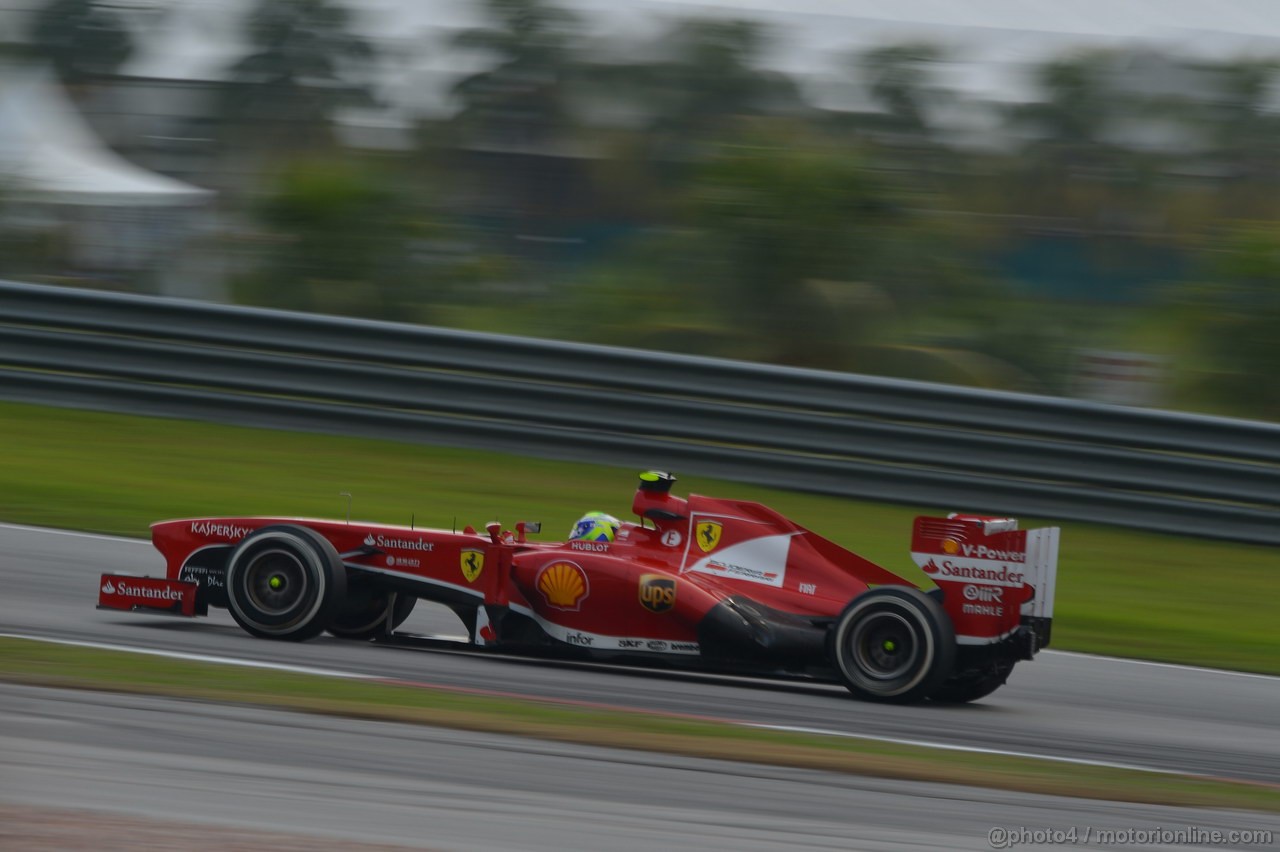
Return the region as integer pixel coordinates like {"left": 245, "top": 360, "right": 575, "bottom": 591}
{"left": 5, "top": 0, "right": 1279, "bottom": 116}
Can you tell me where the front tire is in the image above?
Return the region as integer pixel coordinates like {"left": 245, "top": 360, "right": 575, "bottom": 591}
{"left": 327, "top": 574, "right": 417, "bottom": 640}
{"left": 828, "top": 587, "right": 955, "bottom": 703}
{"left": 225, "top": 525, "right": 346, "bottom": 641}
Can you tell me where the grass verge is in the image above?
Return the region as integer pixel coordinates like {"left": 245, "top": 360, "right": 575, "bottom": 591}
{"left": 1, "top": 400, "right": 1278, "bottom": 673}
{"left": 1, "top": 638, "right": 1276, "bottom": 812}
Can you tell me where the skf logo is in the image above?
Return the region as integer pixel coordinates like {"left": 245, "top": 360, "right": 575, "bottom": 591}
{"left": 695, "top": 521, "right": 722, "bottom": 553}
{"left": 537, "top": 561, "right": 589, "bottom": 611}
{"left": 638, "top": 574, "right": 676, "bottom": 614}
{"left": 460, "top": 549, "right": 484, "bottom": 583}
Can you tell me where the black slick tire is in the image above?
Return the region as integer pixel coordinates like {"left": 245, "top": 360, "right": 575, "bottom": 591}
{"left": 225, "top": 525, "right": 347, "bottom": 641}
{"left": 931, "top": 660, "right": 1015, "bottom": 703}
{"left": 327, "top": 573, "right": 417, "bottom": 640}
{"left": 828, "top": 586, "right": 956, "bottom": 704}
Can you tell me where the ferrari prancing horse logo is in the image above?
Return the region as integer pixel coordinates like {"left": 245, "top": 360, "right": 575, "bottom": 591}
{"left": 695, "top": 521, "right": 722, "bottom": 553}
{"left": 460, "top": 548, "right": 484, "bottom": 583}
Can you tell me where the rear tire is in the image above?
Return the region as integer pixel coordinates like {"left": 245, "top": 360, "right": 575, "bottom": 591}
{"left": 225, "top": 525, "right": 346, "bottom": 641}
{"left": 828, "top": 587, "right": 955, "bottom": 704}
{"left": 328, "top": 574, "right": 417, "bottom": 640}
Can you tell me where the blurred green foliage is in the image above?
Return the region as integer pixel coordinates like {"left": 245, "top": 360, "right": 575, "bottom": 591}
{"left": 13, "top": 0, "right": 1280, "bottom": 420}
{"left": 231, "top": 156, "right": 502, "bottom": 321}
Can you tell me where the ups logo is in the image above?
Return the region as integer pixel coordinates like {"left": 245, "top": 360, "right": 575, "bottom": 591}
{"left": 639, "top": 574, "right": 676, "bottom": 614}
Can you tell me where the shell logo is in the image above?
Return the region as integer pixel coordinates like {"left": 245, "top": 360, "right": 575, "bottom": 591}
{"left": 536, "top": 561, "right": 589, "bottom": 611}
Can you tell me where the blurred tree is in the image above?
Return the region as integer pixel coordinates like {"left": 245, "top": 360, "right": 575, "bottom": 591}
{"left": 27, "top": 0, "right": 132, "bottom": 84}
{"left": 1171, "top": 223, "right": 1280, "bottom": 419}
{"left": 1001, "top": 49, "right": 1135, "bottom": 224}
{"left": 233, "top": 158, "right": 497, "bottom": 321}
{"left": 448, "top": 0, "right": 583, "bottom": 150}
{"left": 626, "top": 18, "right": 805, "bottom": 158}
{"left": 1009, "top": 51, "right": 1120, "bottom": 153}
{"left": 858, "top": 41, "right": 949, "bottom": 140}
{"left": 682, "top": 132, "right": 894, "bottom": 366}
{"left": 1195, "top": 59, "right": 1280, "bottom": 188}
{"left": 222, "top": 0, "right": 376, "bottom": 141}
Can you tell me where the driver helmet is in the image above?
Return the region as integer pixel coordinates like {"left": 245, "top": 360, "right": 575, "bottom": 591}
{"left": 568, "top": 511, "right": 621, "bottom": 543}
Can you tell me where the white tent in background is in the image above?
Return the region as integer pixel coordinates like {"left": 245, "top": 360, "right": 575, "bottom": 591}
{"left": 0, "top": 66, "right": 213, "bottom": 206}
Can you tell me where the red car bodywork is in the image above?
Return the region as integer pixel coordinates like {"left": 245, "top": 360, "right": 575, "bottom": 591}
{"left": 99, "top": 472, "right": 1060, "bottom": 701}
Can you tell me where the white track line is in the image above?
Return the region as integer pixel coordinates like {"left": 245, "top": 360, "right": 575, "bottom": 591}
{"left": 1042, "top": 650, "right": 1278, "bottom": 681}
{"left": 747, "top": 723, "right": 1202, "bottom": 776}
{"left": 0, "top": 633, "right": 374, "bottom": 680}
{"left": 0, "top": 632, "right": 1209, "bottom": 779}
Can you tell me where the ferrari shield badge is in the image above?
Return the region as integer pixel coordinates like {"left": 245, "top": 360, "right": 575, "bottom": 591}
{"left": 460, "top": 548, "right": 484, "bottom": 583}
{"left": 695, "top": 521, "right": 723, "bottom": 553}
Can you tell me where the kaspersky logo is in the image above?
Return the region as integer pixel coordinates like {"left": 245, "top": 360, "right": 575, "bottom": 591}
{"left": 190, "top": 521, "right": 251, "bottom": 539}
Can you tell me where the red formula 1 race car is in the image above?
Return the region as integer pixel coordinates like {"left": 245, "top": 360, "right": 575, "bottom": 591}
{"left": 98, "top": 472, "right": 1060, "bottom": 703}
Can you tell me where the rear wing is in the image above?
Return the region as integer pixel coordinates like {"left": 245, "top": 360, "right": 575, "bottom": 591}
{"left": 910, "top": 514, "right": 1059, "bottom": 652}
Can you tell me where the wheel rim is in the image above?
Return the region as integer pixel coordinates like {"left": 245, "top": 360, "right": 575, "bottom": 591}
{"left": 850, "top": 611, "right": 920, "bottom": 680}
{"left": 244, "top": 549, "right": 310, "bottom": 616}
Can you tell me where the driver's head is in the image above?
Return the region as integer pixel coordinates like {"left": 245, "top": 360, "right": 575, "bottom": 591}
{"left": 568, "top": 511, "right": 620, "bottom": 543}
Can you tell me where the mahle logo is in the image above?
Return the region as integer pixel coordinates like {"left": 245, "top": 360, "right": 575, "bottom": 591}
{"left": 695, "top": 521, "right": 722, "bottom": 553}
{"left": 638, "top": 574, "right": 676, "bottom": 614}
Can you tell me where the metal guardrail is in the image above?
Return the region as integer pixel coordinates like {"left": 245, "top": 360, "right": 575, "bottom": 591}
{"left": 2, "top": 280, "right": 1277, "bottom": 544}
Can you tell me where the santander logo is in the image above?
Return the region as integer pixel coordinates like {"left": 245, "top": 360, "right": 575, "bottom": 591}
{"left": 102, "top": 580, "right": 183, "bottom": 601}
{"left": 921, "top": 557, "right": 1025, "bottom": 587}
{"left": 364, "top": 534, "right": 376, "bottom": 546}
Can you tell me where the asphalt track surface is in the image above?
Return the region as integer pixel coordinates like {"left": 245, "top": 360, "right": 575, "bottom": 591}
{"left": 4, "top": 683, "right": 1278, "bottom": 852}
{"left": 2, "top": 524, "right": 1279, "bottom": 849}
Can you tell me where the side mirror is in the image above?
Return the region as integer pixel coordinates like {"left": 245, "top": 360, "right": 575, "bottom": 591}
{"left": 515, "top": 520, "right": 541, "bottom": 543}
